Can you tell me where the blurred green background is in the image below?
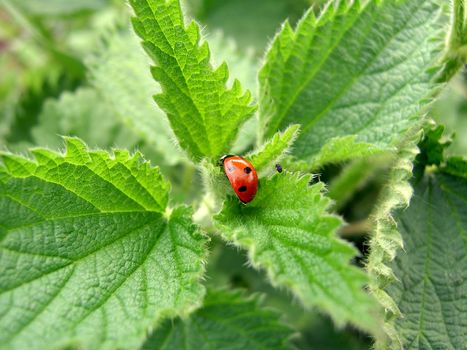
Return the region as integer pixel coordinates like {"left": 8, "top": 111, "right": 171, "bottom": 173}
{"left": 0, "top": 0, "right": 465, "bottom": 349}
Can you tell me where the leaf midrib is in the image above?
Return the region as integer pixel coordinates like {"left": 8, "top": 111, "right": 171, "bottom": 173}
{"left": 436, "top": 177, "right": 465, "bottom": 349}
{"left": 2, "top": 200, "right": 161, "bottom": 234}
{"left": 249, "top": 213, "right": 365, "bottom": 320}
{"left": 271, "top": 3, "right": 362, "bottom": 133}
{"left": 110, "top": 158, "right": 168, "bottom": 211}
{"left": 249, "top": 200, "right": 370, "bottom": 320}
{"left": 141, "top": 0, "right": 213, "bottom": 156}
{"left": 66, "top": 220, "right": 166, "bottom": 337}
{"left": 301, "top": 0, "right": 431, "bottom": 136}
{"left": 399, "top": 177, "right": 459, "bottom": 350}
{"left": 413, "top": 179, "right": 434, "bottom": 348}
{"left": 1, "top": 264, "right": 76, "bottom": 344}
{"left": 269, "top": 238, "right": 356, "bottom": 320}
{"left": 0, "top": 216, "right": 162, "bottom": 293}
{"left": 29, "top": 165, "right": 146, "bottom": 211}
{"left": 348, "top": 34, "right": 435, "bottom": 139}
{"left": 2, "top": 217, "right": 167, "bottom": 347}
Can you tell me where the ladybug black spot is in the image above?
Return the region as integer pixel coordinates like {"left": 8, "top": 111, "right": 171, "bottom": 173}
{"left": 243, "top": 167, "right": 252, "bottom": 174}
{"left": 238, "top": 186, "right": 247, "bottom": 192}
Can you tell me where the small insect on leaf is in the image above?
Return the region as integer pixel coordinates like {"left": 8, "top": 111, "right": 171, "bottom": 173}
{"left": 220, "top": 155, "right": 259, "bottom": 204}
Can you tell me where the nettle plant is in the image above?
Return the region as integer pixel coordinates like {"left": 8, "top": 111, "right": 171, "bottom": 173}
{"left": 0, "top": 0, "right": 466, "bottom": 349}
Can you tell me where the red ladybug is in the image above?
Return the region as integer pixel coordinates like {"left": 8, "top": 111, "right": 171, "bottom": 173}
{"left": 219, "top": 155, "right": 258, "bottom": 204}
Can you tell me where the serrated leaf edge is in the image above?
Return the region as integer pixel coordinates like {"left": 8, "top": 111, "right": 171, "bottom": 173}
{"left": 366, "top": 130, "right": 423, "bottom": 348}
{"left": 0, "top": 137, "right": 209, "bottom": 350}
{"left": 215, "top": 172, "right": 382, "bottom": 335}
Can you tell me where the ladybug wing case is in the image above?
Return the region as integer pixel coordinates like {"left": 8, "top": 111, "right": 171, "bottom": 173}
{"left": 222, "top": 156, "right": 258, "bottom": 204}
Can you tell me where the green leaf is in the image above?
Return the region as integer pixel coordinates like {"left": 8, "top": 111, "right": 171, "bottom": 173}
{"left": 441, "top": 0, "right": 467, "bottom": 80}
{"left": 189, "top": 0, "right": 310, "bottom": 50}
{"left": 207, "top": 31, "right": 260, "bottom": 154}
{"left": 196, "top": 121, "right": 299, "bottom": 226}
{"left": 12, "top": 0, "right": 109, "bottom": 16}
{"left": 442, "top": 156, "right": 467, "bottom": 178}
{"left": 431, "top": 77, "right": 467, "bottom": 156}
{"left": 295, "top": 313, "right": 372, "bottom": 350}
{"left": 0, "top": 138, "right": 207, "bottom": 350}
{"left": 215, "top": 172, "right": 380, "bottom": 334}
{"left": 328, "top": 155, "right": 388, "bottom": 210}
{"left": 259, "top": 0, "right": 444, "bottom": 163}
{"left": 366, "top": 130, "right": 422, "bottom": 345}
{"left": 384, "top": 166, "right": 467, "bottom": 349}
{"left": 417, "top": 124, "right": 452, "bottom": 165}
{"left": 5, "top": 72, "right": 79, "bottom": 146}
{"left": 310, "top": 135, "right": 387, "bottom": 170}
{"left": 141, "top": 289, "right": 295, "bottom": 350}
{"left": 130, "top": 0, "right": 256, "bottom": 161}
{"left": 87, "top": 29, "right": 184, "bottom": 165}
{"left": 413, "top": 123, "right": 453, "bottom": 180}
{"left": 247, "top": 124, "right": 300, "bottom": 177}
{"left": 32, "top": 87, "right": 141, "bottom": 151}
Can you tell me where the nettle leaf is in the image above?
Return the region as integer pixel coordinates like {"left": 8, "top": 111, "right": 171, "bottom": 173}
{"left": 431, "top": 76, "right": 467, "bottom": 156}
{"left": 87, "top": 29, "right": 183, "bottom": 165}
{"left": 366, "top": 131, "right": 422, "bottom": 345}
{"left": 207, "top": 31, "right": 260, "bottom": 154}
{"left": 413, "top": 123, "right": 453, "bottom": 180}
{"left": 215, "top": 172, "right": 380, "bottom": 333}
{"left": 416, "top": 125, "right": 452, "bottom": 167}
{"left": 0, "top": 138, "right": 207, "bottom": 350}
{"left": 32, "top": 88, "right": 141, "bottom": 150}
{"left": 189, "top": 0, "right": 310, "bottom": 51}
{"left": 309, "top": 135, "right": 385, "bottom": 170}
{"left": 384, "top": 166, "right": 467, "bottom": 349}
{"left": 247, "top": 124, "right": 300, "bottom": 177}
{"left": 442, "top": 156, "right": 467, "bottom": 178}
{"left": 259, "top": 0, "right": 443, "bottom": 163}
{"left": 13, "top": 0, "right": 108, "bottom": 16}
{"left": 328, "top": 155, "right": 388, "bottom": 210}
{"left": 6, "top": 72, "right": 80, "bottom": 146}
{"left": 130, "top": 0, "right": 256, "bottom": 161}
{"left": 141, "top": 289, "right": 295, "bottom": 350}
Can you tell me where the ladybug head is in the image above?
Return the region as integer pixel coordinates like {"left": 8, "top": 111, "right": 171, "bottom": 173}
{"left": 218, "top": 154, "right": 234, "bottom": 167}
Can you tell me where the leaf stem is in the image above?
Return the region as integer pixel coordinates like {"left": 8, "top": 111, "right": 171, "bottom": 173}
{"left": 338, "top": 220, "right": 371, "bottom": 238}
{"left": 449, "top": 0, "right": 466, "bottom": 48}
{"left": 438, "top": 0, "right": 467, "bottom": 82}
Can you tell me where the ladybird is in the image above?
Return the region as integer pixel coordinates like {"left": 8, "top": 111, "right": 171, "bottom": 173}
{"left": 219, "top": 155, "right": 258, "bottom": 204}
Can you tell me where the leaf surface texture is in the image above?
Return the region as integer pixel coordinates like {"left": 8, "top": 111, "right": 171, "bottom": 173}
{"left": 142, "top": 289, "right": 294, "bottom": 350}
{"left": 259, "top": 0, "right": 443, "bottom": 162}
{"left": 385, "top": 169, "right": 467, "bottom": 349}
{"left": 131, "top": 0, "right": 256, "bottom": 160}
{"left": 0, "top": 138, "right": 206, "bottom": 349}
{"left": 215, "top": 173, "right": 379, "bottom": 333}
